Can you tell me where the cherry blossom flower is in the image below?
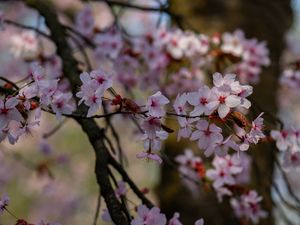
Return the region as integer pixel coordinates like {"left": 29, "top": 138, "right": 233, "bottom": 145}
{"left": 102, "top": 208, "right": 113, "bottom": 223}
{"left": 142, "top": 46, "right": 169, "bottom": 70}
{"left": 168, "top": 212, "right": 183, "bottom": 225}
{"left": 131, "top": 204, "right": 167, "bottom": 225}
{"left": 136, "top": 151, "right": 163, "bottom": 164}
{"left": 142, "top": 130, "right": 168, "bottom": 151}
{"left": 141, "top": 117, "right": 161, "bottom": 139}
{"left": 271, "top": 129, "right": 293, "bottom": 151}
{"left": 242, "top": 39, "right": 270, "bottom": 66}
{"left": 235, "top": 153, "right": 252, "bottom": 184}
{"left": 282, "top": 151, "right": 300, "bottom": 169}
{"left": 187, "top": 86, "right": 214, "bottom": 116}
{"left": 10, "top": 31, "right": 39, "bottom": 58}
{"left": 221, "top": 30, "right": 244, "bottom": 57}
{"left": 146, "top": 91, "right": 169, "bottom": 117}
{"left": 173, "top": 93, "right": 188, "bottom": 115}
{"left": 75, "top": 5, "right": 94, "bottom": 38}
{"left": 15, "top": 120, "right": 40, "bottom": 138}
{"left": 177, "top": 117, "right": 198, "bottom": 141}
{"left": 205, "top": 135, "right": 237, "bottom": 157}
{"left": 94, "top": 26, "right": 123, "bottom": 59}
{"left": 280, "top": 69, "right": 300, "bottom": 88}
{"left": 234, "top": 126, "right": 251, "bottom": 152}
{"left": 230, "top": 190, "right": 267, "bottom": 224}
{"left": 206, "top": 155, "right": 242, "bottom": 189}
{"left": 194, "top": 219, "right": 204, "bottom": 225}
{"left": 175, "top": 149, "right": 203, "bottom": 191}
{"left": 0, "top": 97, "right": 23, "bottom": 129}
{"left": 44, "top": 55, "right": 62, "bottom": 79}
{"left": 166, "top": 29, "right": 186, "bottom": 59}
{"left": 0, "top": 127, "right": 18, "bottom": 144}
{"left": 51, "top": 92, "right": 75, "bottom": 119}
{"left": 208, "top": 88, "right": 241, "bottom": 119}
{"left": 90, "top": 68, "right": 113, "bottom": 92}
{"left": 76, "top": 71, "right": 109, "bottom": 117}
{"left": 115, "top": 180, "right": 127, "bottom": 198}
{"left": 248, "top": 113, "right": 265, "bottom": 144}
{"left": 190, "top": 120, "right": 223, "bottom": 150}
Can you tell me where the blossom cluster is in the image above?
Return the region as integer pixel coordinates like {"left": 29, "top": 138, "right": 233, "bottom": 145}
{"left": 76, "top": 69, "right": 113, "bottom": 117}
{"left": 134, "top": 72, "right": 266, "bottom": 164}
{"left": 0, "top": 62, "right": 75, "bottom": 145}
{"left": 230, "top": 191, "right": 267, "bottom": 224}
{"left": 0, "top": 194, "right": 60, "bottom": 225}
{"left": 271, "top": 127, "right": 300, "bottom": 169}
{"left": 74, "top": 6, "right": 269, "bottom": 96}
{"left": 0, "top": 4, "right": 277, "bottom": 225}
{"left": 280, "top": 68, "right": 300, "bottom": 88}
{"left": 77, "top": 70, "right": 265, "bottom": 163}
{"left": 175, "top": 149, "right": 266, "bottom": 224}
{"left": 99, "top": 180, "right": 205, "bottom": 225}
{"left": 102, "top": 204, "right": 204, "bottom": 225}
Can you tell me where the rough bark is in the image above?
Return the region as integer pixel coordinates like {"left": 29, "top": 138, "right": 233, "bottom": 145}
{"left": 158, "top": 0, "right": 293, "bottom": 224}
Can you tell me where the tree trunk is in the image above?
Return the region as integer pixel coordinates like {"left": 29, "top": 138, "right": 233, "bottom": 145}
{"left": 158, "top": 1, "right": 293, "bottom": 224}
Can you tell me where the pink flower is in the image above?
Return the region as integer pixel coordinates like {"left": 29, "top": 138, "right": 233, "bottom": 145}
{"left": 221, "top": 30, "right": 245, "bottom": 56}
{"left": 177, "top": 117, "right": 198, "bottom": 141}
{"left": 207, "top": 88, "right": 241, "bottom": 119}
{"left": 10, "top": 31, "right": 39, "bottom": 58}
{"left": 76, "top": 72, "right": 106, "bottom": 117}
{"left": 282, "top": 151, "right": 300, "bottom": 169}
{"left": 141, "top": 117, "right": 161, "bottom": 139}
{"left": 271, "top": 129, "right": 293, "bottom": 151}
{"left": 204, "top": 135, "right": 236, "bottom": 157}
{"left": 0, "top": 97, "right": 23, "bottom": 129}
{"left": 190, "top": 120, "right": 223, "bottom": 150}
{"left": 115, "top": 180, "right": 127, "bottom": 198}
{"left": 168, "top": 212, "right": 182, "bottom": 225}
{"left": 194, "top": 219, "right": 204, "bottom": 225}
{"left": 230, "top": 190, "right": 267, "bottom": 224}
{"left": 101, "top": 208, "right": 113, "bottom": 223}
{"left": 187, "top": 86, "right": 213, "bottom": 116}
{"left": 175, "top": 149, "right": 202, "bottom": 192}
{"left": 146, "top": 91, "right": 169, "bottom": 117}
{"left": 51, "top": 91, "right": 75, "bottom": 119}
{"left": 212, "top": 73, "right": 237, "bottom": 92}
{"left": 0, "top": 128, "right": 18, "bottom": 144}
{"left": 206, "top": 155, "right": 242, "bottom": 189}
{"left": 75, "top": 5, "right": 94, "bottom": 38}
{"left": 136, "top": 151, "right": 163, "bottom": 164}
{"left": 173, "top": 93, "right": 188, "bottom": 115}
{"left": 90, "top": 68, "right": 113, "bottom": 92}
{"left": 131, "top": 204, "right": 167, "bottom": 225}
{"left": 166, "top": 29, "right": 185, "bottom": 59}
{"left": 15, "top": 120, "right": 40, "bottom": 138}
{"left": 248, "top": 113, "right": 265, "bottom": 144}
{"left": 94, "top": 26, "right": 123, "bottom": 59}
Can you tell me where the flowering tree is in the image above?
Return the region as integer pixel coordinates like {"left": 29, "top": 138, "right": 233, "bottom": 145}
{"left": 0, "top": 0, "right": 298, "bottom": 225}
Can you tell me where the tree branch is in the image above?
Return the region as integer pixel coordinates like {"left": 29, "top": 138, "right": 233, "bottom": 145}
{"left": 24, "top": 1, "right": 129, "bottom": 224}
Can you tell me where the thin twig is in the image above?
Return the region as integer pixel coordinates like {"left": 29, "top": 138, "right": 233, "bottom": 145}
{"left": 43, "top": 118, "right": 68, "bottom": 139}
{"left": 92, "top": 187, "right": 102, "bottom": 225}
{"left": 109, "top": 155, "right": 154, "bottom": 208}
{"left": 4, "top": 19, "right": 51, "bottom": 39}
